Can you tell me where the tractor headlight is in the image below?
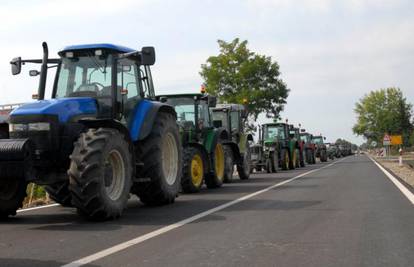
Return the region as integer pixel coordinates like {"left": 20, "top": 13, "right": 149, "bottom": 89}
{"left": 28, "top": 122, "right": 51, "bottom": 131}
{"left": 9, "top": 123, "right": 27, "bottom": 132}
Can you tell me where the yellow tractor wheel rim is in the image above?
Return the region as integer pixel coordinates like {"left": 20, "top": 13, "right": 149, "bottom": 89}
{"left": 191, "top": 154, "right": 203, "bottom": 188}
{"left": 215, "top": 143, "right": 225, "bottom": 181}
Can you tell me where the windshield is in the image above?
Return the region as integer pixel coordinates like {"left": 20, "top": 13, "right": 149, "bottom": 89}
{"left": 300, "top": 134, "right": 309, "bottom": 142}
{"left": 264, "top": 125, "right": 285, "bottom": 140}
{"left": 167, "top": 97, "right": 195, "bottom": 128}
{"left": 56, "top": 55, "right": 113, "bottom": 98}
{"left": 313, "top": 137, "right": 323, "bottom": 144}
{"left": 212, "top": 111, "right": 228, "bottom": 128}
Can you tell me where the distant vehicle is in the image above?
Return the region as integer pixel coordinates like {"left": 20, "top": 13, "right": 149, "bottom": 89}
{"left": 211, "top": 103, "right": 253, "bottom": 181}
{"left": 300, "top": 131, "right": 316, "bottom": 164}
{"left": 313, "top": 135, "right": 328, "bottom": 162}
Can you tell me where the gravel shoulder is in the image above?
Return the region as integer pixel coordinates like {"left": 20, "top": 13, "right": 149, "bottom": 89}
{"left": 375, "top": 156, "right": 414, "bottom": 188}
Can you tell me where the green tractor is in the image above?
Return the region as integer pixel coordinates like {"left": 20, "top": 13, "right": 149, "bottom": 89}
{"left": 259, "top": 122, "right": 300, "bottom": 172}
{"left": 0, "top": 42, "right": 182, "bottom": 220}
{"left": 313, "top": 135, "right": 328, "bottom": 162}
{"left": 158, "top": 93, "right": 228, "bottom": 193}
{"left": 211, "top": 104, "right": 253, "bottom": 182}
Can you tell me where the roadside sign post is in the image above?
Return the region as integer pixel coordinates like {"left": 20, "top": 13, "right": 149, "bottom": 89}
{"left": 383, "top": 134, "right": 391, "bottom": 158}
{"left": 399, "top": 148, "right": 403, "bottom": 167}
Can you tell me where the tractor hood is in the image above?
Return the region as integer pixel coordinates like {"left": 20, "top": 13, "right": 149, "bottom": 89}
{"left": 10, "top": 98, "right": 98, "bottom": 123}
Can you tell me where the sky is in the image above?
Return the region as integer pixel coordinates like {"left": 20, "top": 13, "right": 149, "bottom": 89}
{"left": 0, "top": 0, "right": 413, "bottom": 145}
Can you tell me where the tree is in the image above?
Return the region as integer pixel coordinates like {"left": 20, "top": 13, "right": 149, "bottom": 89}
{"left": 200, "top": 38, "right": 289, "bottom": 129}
{"left": 353, "top": 87, "right": 413, "bottom": 146}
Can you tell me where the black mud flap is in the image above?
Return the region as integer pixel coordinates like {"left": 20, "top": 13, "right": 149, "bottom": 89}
{"left": 0, "top": 139, "right": 34, "bottom": 181}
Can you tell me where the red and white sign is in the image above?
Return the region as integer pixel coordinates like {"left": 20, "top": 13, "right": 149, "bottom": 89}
{"left": 383, "top": 134, "right": 391, "bottom": 146}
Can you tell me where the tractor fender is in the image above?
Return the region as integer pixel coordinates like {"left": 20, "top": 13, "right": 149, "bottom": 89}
{"left": 203, "top": 127, "right": 228, "bottom": 154}
{"left": 78, "top": 119, "right": 133, "bottom": 146}
{"left": 185, "top": 142, "right": 211, "bottom": 175}
{"left": 129, "top": 100, "right": 176, "bottom": 141}
{"left": 238, "top": 134, "right": 253, "bottom": 154}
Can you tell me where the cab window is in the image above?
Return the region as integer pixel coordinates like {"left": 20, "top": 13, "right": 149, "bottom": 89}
{"left": 230, "top": 111, "right": 239, "bottom": 132}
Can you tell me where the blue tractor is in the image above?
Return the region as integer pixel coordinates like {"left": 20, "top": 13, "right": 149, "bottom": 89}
{"left": 0, "top": 42, "right": 182, "bottom": 220}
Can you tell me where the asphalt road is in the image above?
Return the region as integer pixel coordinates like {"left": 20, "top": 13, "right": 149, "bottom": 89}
{"left": 1, "top": 155, "right": 413, "bottom": 267}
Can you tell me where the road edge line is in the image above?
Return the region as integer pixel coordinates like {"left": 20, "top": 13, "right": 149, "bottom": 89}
{"left": 17, "top": 203, "right": 60, "bottom": 213}
{"left": 368, "top": 156, "right": 414, "bottom": 205}
{"left": 61, "top": 158, "right": 345, "bottom": 267}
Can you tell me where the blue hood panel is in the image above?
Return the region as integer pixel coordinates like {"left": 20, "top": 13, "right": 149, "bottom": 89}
{"left": 11, "top": 98, "right": 98, "bottom": 123}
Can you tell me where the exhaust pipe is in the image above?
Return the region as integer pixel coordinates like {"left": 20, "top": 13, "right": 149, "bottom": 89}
{"left": 38, "top": 42, "right": 48, "bottom": 100}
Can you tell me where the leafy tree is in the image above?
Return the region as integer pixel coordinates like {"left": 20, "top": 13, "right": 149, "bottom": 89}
{"left": 200, "top": 38, "right": 289, "bottom": 129}
{"left": 353, "top": 87, "right": 413, "bottom": 146}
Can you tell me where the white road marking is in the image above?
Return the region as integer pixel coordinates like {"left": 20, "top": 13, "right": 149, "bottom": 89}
{"left": 62, "top": 158, "right": 345, "bottom": 267}
{"left": 369, "top": 156, "right": 414, "bottom": 205}
{"left": 17, "top": 203, "right": 60, "bottom": 213}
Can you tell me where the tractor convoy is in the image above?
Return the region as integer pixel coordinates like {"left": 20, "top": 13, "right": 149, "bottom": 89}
{"left": 0, "top": 42, "right": 352, "bottom": 221}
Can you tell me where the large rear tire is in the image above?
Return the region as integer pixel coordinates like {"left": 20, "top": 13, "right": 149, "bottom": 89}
{"left": 133, "top": 112, "right": 182, "bottom": 205}
{"left": 181, "top": 147, "right": 204, "bottom": 193}
{"left": 270, "top": 152, "right": 279, "bottom": 173}
{"left": 266, "top": 158, "right": 272, "bottom": 173}
{"left": 0, "top": 177, "right": 27, "bottom": 218}
{"left": 306, "top": 149, "right": 312, "bottom": 164}
{"left": 223, "top": 145, "right": 234, "bottom": 183}
{"left": 68, "top": 128, "right": 132, "bottom": 221}
{"left": 45, "top": 181, "right": 72, "bottom": 207}
{"left": 320, "top": 150, "right": 328, "bottom": 162}
{"left": 237, "top": 142, "right": 251, "bottom": 180}
{"left": 205, "top": 141, "right": 225, "bottom": 189}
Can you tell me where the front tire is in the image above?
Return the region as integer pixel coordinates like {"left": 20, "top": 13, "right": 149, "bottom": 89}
{"left": 45, "top": 181, "right": 72, "bottom": 207}
{"left": 68, "top": 128, "right": 132, "bottom": 221}
{"left": 223, "top": 145, "right": 234, "bottom": 183}
{"left": 133, "top": 112, "right": 182, "bottom": 205}
{"left": 205, "top": 141, "right": 225, "bottom": 188}
{"left": 281, "top": 149, "right": 290, "bottom": 170}
{"left": 300, "top": 149, "right": 306, "bottom": 167}
{"left": 181, "top": 147, "right": 204, "bottom": 193}
{"left": 0, "top": 177, "right": 27, "bottom": 218}
{"left": 237, "top": 142, "right": 251, "bottom": 180}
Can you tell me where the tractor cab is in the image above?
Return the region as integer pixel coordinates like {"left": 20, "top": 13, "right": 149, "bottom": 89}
{"left": 289, "top": 127, "right": 301, "bottom": 140}
{"left": 261, "top": 123, "right": 288, "bottom": 146}
{"left": 300, "top": 132, "right": 313, "bottom": 143}
{"left": 157, "top": 93, "right": 217, "bottom": 143}
{"left": 312, "top": 135, "right": 325, "bottom": 145}
{"left": 211, "top": 104, "right": 247, "bottom": 143}
{"left": 10, "top": 43, "right": 155, "bottom": 126}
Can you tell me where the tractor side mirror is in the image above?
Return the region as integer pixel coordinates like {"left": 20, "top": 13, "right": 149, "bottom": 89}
{"left": 324, "top": 137, "right": 326, "bottom": 140}
{"left": 141, "top": 47, "right": 156, "bottom": 65}
{"left": 11, "top": 57, "right": 22, "bottom": 75}
{"left": 29, "top": 70, "right": 40, "bottom": 77}
{"left": 208, "top": 96, "right": 217, "bottom": 107}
